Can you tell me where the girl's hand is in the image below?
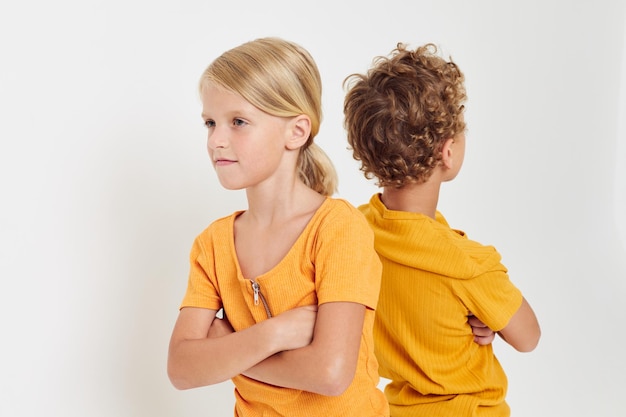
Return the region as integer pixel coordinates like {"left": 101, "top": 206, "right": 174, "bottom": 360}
{"left": 241, "top": 302, "right": 364, "bottom": 395}
{"left": 467, "top": 313, "right": 495, "bottom": 345}
{"left": 206, "top": 305, "right": 317, "bottom": 350}
{"left": 272, "top": 305, "right": 318, "bottom": 351}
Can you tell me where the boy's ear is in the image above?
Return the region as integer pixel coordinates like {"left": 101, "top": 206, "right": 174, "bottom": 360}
{"left": 440, "top": 138, "right": 455, "bottom": 169}
{"left": 285, "top": 115, "right": 311, "bottom": 150}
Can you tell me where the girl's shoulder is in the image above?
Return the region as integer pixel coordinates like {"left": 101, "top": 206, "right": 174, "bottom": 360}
{"left": 318, "top": 197, "right": 363, "bottom": 218}
{"left": 195, "top": 210, "right": 244, "bottom": 242}
{"left": 311, "top": 197, "right": 371, "bottom": 234}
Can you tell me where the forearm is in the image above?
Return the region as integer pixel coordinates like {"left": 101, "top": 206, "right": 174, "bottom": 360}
{"left": 243, "top": 342, "right": 355, "bottom": 395}
{"left": 168, "top": 313, "right": 280, "bottom": 390}
{"left": 243, "top": 302, "right": 364, "bottom": 396}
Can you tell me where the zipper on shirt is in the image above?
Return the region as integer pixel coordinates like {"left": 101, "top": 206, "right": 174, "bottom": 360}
{"left": 251, "top": 280, "right": 272, "bottom": 318}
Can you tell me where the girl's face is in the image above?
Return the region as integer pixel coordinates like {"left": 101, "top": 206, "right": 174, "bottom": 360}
{"left": 201, "top": 82, "right": 294, "bottom": 191}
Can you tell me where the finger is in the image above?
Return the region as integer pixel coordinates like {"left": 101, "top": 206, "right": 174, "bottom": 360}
{"left": 467, "top": 316, "right": 487, "bottom": 328}
{"left": 472, "top": 327, "right": 494, "bottom": 337}
{"left": 474, "top": 334, "right": 496, "bottom": 345}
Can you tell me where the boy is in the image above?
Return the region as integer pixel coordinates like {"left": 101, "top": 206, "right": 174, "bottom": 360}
{"left": 343, "top": 43, "right": 541, "bottom": 417}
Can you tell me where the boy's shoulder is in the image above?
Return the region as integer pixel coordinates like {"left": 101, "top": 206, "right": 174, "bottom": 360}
{"left": 359, "top": 194, "right": 504, "bottom": 279}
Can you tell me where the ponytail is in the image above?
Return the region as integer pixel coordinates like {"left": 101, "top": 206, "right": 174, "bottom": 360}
{"left": 298, "top": 143, "right": 338, "bottom": 196}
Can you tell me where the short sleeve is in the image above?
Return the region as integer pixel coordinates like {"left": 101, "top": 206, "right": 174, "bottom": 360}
{"left": 453, "top": 267, "right": 523, "bottom": 332}
{"left": 313, "top": 201, "right": 382, "bottom": 309}
{"left": 179, "top": 231, "right": 223, "bottom": 311}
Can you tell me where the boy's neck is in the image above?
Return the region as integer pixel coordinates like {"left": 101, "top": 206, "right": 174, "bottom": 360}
{"left": 380, "top": 181, "right": 440, "bottom": 220}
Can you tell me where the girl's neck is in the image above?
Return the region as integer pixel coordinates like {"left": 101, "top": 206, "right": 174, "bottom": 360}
{"left": 244, "top": 180, "right": 325, "bottom": 226}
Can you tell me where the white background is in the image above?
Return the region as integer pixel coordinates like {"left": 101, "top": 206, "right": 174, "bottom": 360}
{"left": 1, "top": 1, "right": 625, "bottom": 416}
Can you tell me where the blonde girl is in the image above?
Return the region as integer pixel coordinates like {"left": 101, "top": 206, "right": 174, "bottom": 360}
{"left": 167, "top": 37, "right": 389, "bottom": 417}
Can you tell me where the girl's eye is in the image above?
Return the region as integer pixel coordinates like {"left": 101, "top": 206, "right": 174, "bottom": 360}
{"left": 233, "top": 118, "right": 247, "bottom": 127}
{"left": 204, "top": 119, "right": 215, "bottom": 128}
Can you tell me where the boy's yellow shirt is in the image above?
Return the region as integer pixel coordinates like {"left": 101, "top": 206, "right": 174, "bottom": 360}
{"left": 360, "top": 194, "right": 522, "bottom": 417}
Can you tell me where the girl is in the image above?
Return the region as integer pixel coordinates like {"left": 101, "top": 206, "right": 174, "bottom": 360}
{"left": 167, "top": 37, "right": 389, "bottom": 417}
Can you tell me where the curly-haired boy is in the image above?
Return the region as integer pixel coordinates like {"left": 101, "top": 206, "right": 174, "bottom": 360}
{"left": 343, "top": 43, "right": 541, "bottom": 417}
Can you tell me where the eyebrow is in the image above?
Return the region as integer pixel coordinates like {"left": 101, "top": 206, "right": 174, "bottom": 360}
{"left": 201, "top": 108, "right": 253, "bottom": 121}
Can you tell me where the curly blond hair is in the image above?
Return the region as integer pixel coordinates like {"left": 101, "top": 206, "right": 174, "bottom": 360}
{"left": 343, "top": 43, "right": 466, "bottom": 188}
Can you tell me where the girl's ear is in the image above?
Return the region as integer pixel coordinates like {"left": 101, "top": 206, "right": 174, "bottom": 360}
{"left": 285, "top": 115, "right": 311, "bottom": 150}
{"left": 440, "top": 137, "right": 456, "bottom": 169}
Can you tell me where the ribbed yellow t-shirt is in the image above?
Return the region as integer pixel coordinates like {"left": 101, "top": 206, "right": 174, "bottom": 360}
{"left": 360, "top": 194, "right": 523, "bottom": 417}
{"left": 181, "top": 197, "right": 389, "bottom": 417}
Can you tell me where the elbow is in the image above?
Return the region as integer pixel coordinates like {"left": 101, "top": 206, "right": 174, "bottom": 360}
{"left": 168, "top": 356, "right": 228, "bottom": 390}
{"left": 169, "top": 377, "right": 193, "bottom": 391}
{"left": 518, "top": 328, "right": 541, "bottom": 353}
{"left": 314, "top": 359, "right": 356, "bottom": 396}
{"left": 503, "top": 327, "right": 541, "bottom": 353}
{"left": 170, "top": 379, "right": 192, "bottom": 391}
{"left": 513, "top": 340, "right": 538, "bottom": 353}
{"left": 167, "top": 358, "right": 200, "bottom": 390}
{"left": 168, "top": 366, "right": 193, "bottom": 391}
{"left": 318, "top": 379, "right": 351, "bottom": 397}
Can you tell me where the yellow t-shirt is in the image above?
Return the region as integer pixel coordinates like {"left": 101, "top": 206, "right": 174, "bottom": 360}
{"left": 181, "top": 197, "right": 389, "bottom": 417}
{"left": 360, "top": 194, "right": 523, "bottom": 417}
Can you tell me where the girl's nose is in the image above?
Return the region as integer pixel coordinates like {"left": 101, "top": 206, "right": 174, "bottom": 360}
{"left": 207, "top": 127, "right": 227, "bottom": 150}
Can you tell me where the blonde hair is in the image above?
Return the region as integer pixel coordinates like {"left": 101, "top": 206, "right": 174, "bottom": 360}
{"left": 199, "top": 37, "right": 337, "bottom": 196}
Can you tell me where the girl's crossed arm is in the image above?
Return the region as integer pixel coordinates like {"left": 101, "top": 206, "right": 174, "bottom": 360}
{"left": 167, "top": 305, "right": 317, "bottom": 390}
{"left": 242, "top": 301, "right": 366, "bottom": 396}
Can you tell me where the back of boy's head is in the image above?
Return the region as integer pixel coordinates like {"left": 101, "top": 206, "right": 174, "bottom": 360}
{"left": 199, "top": 37, "right": 337, "bottom": 196}
{"left": 343, "top": 43, "right": 467, "bottom": 188}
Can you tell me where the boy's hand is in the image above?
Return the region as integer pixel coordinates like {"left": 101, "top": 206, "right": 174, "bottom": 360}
{"left": 467, "top": 313, "right": 495, "bottom": 345}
